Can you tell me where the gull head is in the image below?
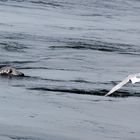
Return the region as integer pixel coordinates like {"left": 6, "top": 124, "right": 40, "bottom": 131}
{"left": 130, "top": 76, "right": 140, "bottom": 84}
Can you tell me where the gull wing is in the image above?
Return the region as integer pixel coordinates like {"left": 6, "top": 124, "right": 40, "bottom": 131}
{"left": 105, "top": 76, "right": 130, "bottom": 96}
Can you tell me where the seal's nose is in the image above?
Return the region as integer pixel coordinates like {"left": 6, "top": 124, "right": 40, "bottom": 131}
{"left": 19, "top": 72, "right": 24, "bottom": 76}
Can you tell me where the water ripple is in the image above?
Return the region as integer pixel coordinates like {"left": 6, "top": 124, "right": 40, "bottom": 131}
{"left": 49, "top": 41, "right": 139, "bottom": 55}
{"left": 0, "top": 41, "right": 28, "bottom": 52}
{"left": 27, "top": 87, "right": 140, "bottom": 97}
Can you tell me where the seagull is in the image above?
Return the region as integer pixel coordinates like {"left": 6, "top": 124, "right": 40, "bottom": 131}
{"left": 105, "top": 73, "right": 140, "bottom": 96}
{"left": 0, "top": 66, "right": 24, "bottom": 76}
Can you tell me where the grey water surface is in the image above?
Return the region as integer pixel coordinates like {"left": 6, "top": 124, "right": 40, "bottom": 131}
{"left": 0, "top": 0, "right": 140, "bottom": 140}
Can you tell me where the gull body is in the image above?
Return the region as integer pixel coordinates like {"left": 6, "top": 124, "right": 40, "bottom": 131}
{"left": 105, "top": 73, "right": 140, "bottom": 96}
{"left": 0, "top": 66, "right": 24, "bottom": 76}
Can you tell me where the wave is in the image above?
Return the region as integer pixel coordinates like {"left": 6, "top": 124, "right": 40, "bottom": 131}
{"left": 49, "top": 40, "right": 140, "bottom": 55}
{"left": 27, "top": 87, "right": 140, "bottom": 97}
{"left": 0, "top": 41, "right": 27, "bottom": 53}
{"left": 0, "top": 0, "right": 63, "bottom": 8}
{"left": 1, "top": 134, "right": 45, "bottom": 140}
{"left": 0, "top": 61, "right": 36, "bottom": 66}
{"left": 30, "top": 0, "right": 62, "bottom": 7}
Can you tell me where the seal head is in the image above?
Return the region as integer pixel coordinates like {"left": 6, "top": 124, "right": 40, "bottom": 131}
{"left": 0, "top": 66, "right": 24, "bottom": 76}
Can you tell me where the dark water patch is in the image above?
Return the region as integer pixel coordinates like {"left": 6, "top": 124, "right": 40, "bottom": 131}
{"left": 81, "top": 13, "right": 114, "bottom": 19}
{"left": 0, "top": 41, "right": 28, "bottom": 52}
{"left": 50, "top": 40, "right": 139, "bottom": 55}
{"left": 2, "top": 135, "right": 43, "bottom": 140}
{"left": 70, "top": 79, "right": 110, "bottom": 85}
{"left": 0, "top": 74, "right": 25, "bottom": 79}
{"left": 23, "top": 75, "right": 66, "bottom": 82}
{"left": 19, "top": 67, "right": 49, "bottom": 70}
{"left": 0, "top": 0, "right": 31, "bottom": 9}
{"left": 0, "top": 0, "right": 8, "bottom": 2}
{"left": 9, "top": 136, "right": 40, "bottom": 140}
{"left": 89, "top": 99, "right": 117, "bottom": 102}
{"left": 102, "top": 90, "right": 140, "bottom": 97}
{"left": 71, "top": 79, "right": 94, "bottom": 84}
{"left": 0, "top": 0, "right": 20, "bottom": 2}
{"left": 81, "top": 14, "right": 103, "bottom": 17}
{"left": 51, "top": 25, "right": 85, "bottom": 31}
{"left": 12, "top": 84, "right": 25, "bottom": 88}
{"left": 94, "top": 0, "right": 134, "bottom": 12}
{"left": 0, "top": 23, "right": 13, "bottom": 27}
{"left": 30, "top": 0, "right": 62, "bottom": 7}
{"left": 27, "top": 87, "right": 103, "bottom": 95}
{"left": 27, "top": 87, "right": 140, "bottom": 97}
{"left": 20, "top": 66, "right": 78, "bottom": 72}
{"left": 0, "top": 32, "right": 39, "bottom": 41}
{"left": 1, "top": 133, "right": 70, "bottom": 140}
{"left": 0, "top": 32, "right": 63, "bottom": 44}
{"left": 0, "top": 0, "right": 63, "bottom": 9}
{"left": 11, "top": 0, "right": 25, "bottom": 2}
{"left": 49, "top": 44, "right": 116, "bottom": 52}
{"left": 0, "top": 60, "right": 37, "bottom": 66}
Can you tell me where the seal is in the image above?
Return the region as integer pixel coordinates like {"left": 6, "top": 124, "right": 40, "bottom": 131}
{"left": 0, "top": 66, "right": 24, "bottom": 76}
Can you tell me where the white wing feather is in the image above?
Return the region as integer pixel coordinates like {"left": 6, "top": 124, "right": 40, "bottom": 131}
{"left": 105, "top": 73, "right": 140, "bottom": 96}
{"left": 105, "top": 76, "right": 130, "bottom": 96}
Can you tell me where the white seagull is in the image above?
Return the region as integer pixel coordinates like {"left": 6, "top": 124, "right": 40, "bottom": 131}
{"left": 105, "top": 73, "right": 140, "bottom": 96}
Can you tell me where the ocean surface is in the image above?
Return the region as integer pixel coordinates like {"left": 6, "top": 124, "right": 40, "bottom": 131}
{"left": 0, "top": 0, "right": 140, "bottom": 140}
